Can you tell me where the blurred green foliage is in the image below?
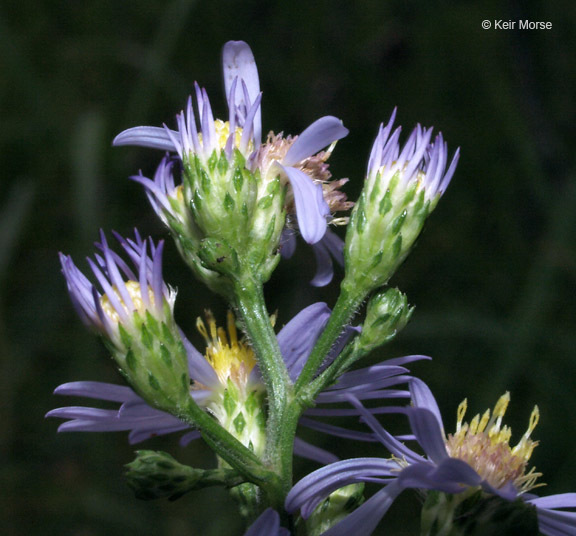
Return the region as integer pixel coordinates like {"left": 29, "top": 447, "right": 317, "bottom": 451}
{"left": 1, "top": 0, "right": 575, "bottom": 534}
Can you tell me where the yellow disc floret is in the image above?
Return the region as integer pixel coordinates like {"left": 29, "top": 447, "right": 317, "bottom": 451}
{"left": 100, "top": 281, "right": 155, "bottom": 324}
{"left": 197, "top": 120, "right": 250, "bottom": 154}
{"left": 445, "top": 392, "right": 542, "bottom": 494}
{"left": 196, "top": 310, "right": 257, "bottom": 388}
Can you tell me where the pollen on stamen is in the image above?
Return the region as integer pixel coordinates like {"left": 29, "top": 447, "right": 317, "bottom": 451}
{"left": 196, "top": 310, "right": 257, "bottom": 387}
{"left": 255, "top": 132, "right": 353, "bottom": 226}
{"left": 445, "top": 393, "right": 544, "bottom": 494}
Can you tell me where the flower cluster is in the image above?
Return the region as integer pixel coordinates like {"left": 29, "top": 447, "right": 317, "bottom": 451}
{"left": 47, "top": 39, "right": 576, "bottom": 536}
{"left": 114, "top": 42, "right": 349, "bottom": 291}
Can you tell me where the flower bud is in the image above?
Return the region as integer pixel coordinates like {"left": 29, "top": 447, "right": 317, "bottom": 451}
{"left": 125, "top": 450, "right": 243, "bottom": 501}
{"left": 344, "top": 110, "right": 459, "bottom": 292}
{"left": 194, "top": 311, "right": 267, "bottom": 458}
{"left": 356, "top": 287, "right": 413, "bottom": 353}
{"left": 60, "top": 231, "right": 191, "bottom": 414}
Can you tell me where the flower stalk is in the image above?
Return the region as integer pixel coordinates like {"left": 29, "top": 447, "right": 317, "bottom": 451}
{"left": 232, "top": 275, "right": 296, "bottom": 495}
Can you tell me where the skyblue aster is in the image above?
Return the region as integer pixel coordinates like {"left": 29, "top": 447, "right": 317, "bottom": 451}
{"left": 113, "top": 40, "right": 348, "bottom": 251}
{"left": 286, "top": 379, "right": 576, "bottom": 536}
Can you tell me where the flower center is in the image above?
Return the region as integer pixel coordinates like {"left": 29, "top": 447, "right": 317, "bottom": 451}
{"left": 214, "top": 119, "right": 243, "bottom": 150}
{"left": 445, "top": 392, "right": 542, "bottom": 493}
{"left": 100, "top": 281, "right": 155, "bottom": 324}
{"left": 255, "top": 132, "right": 352, "bottom": 224}
{"left": 196, "top": 310, "right": 257, "bottom": 387}
{"left": 197, "top": 119, "right": 249, "bottom": 154}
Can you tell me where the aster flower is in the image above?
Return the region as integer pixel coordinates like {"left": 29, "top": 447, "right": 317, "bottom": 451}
{"left": 48, "top": 302, "right": 426, "bottom": 464}
{"left": 58, "top": 230, "right": 190, "bottom": 414}
{"left": 113, "top": 41, "right": 348, "bottom": 245}
{"left": 113, "top": 41, "right": 350, "bottom": 286}
{"left": 286, "top": 379, "right": 576, "bottom": 536}
{"left": 344, "top": 109, "right": 460, "bottom": 292}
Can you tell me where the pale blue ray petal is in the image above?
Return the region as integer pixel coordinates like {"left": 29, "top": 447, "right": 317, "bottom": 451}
{"left": 325, "top": 366, "right": 409, "bottom": 390}
{"left": 383, "top": 354, "right": 431, "bottom": 367}
{"left": 280, "top": 165, "right": 329, "bottom": 244}
{"left": 286, "top": 457, "right": 397, "bottom": 517}
{"left": 282, "top": 116, "right": 348, "bottom": 167}
{"left": 279, "top": 229, "right": 297, "bottom": 259}
{"left": 534, "top": 507, "right": 576, "bottom": 536}
{"left": 293, "top": 436, "right": 339, "bottom": 464}
{"left": 277, "top": 302, "right": 330, "bottom": 381}
{"left": 321, "top": 228, "right": 344, "bottom": 265}
{"left": 310, "top": 239, "right": 334, "bottom": 287}
{"left": 405, "top": 407, "right": 449, "bottom": 463}
{"left": 397, "top": 459, "right": 481, "bottom": 493}
{"left": 410, "top": 377, "right": 444, "bottom": 429}
{"left": 528, "top": 494, "right": 576, "bottom": 509}
{"left": 46, "top": 406, "right": 119, "bottom": 421}
{"left": 113, "top": 126, "right": 178, "bottom": 151}
{"left": 222, "top": 41, "right": 262, "bottom": 142}
{"left": 180, "top": 329, "right": 218, "bottom": 387}
{"left": 56, "top": 419, "right": 140, "bottom": 433}
{"left": 53, "top": 381, "right": 138, "bottom": 403}
{"left": 347, "top": 395, "right": 426, "bottom": 464}
{"left": 299, "top": 416, "right": 376, "bottom": 442}
{"left": 310, "top": 229, "right": 345, "bottom": 286}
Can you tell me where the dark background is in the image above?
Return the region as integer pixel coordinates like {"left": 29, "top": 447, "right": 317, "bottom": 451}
{"left": 2, "top": 1, "right": 575, "bottom": 534}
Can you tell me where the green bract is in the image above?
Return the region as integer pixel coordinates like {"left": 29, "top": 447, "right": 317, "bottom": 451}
{"left": 181, "top": 148, "right": 286, "bottom": 289}
{"left": 105, "top": 305, "right": 191, "bottom": 416}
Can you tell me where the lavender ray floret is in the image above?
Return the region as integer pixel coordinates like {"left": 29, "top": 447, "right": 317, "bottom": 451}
{"left": 112, "top": 126, "right": 178, "bottom": 151}
{"left": 179, "top": 329, "right": 219, "bottom": 387}
{"left": 86, "top": 257, "right": 129, "bottom": 324}
{"left": 402, "top": 127, "right": 433, "bottom": 184}
{"left": 283, "top": 116, "right": 348, "bottom": 167}
{"left": 347, "top": 394, "right": 426, "bottom": 464}
{"left": 410, "top": 377, "right": 444, "bottom": 428}
{"left": 286, "top": 457, "right": 398, "bottom": 518}
{"left": 280, "top": 165, "right": 329, "bottom": 244}
{"left": 277, "top": 302, "right": 330, "bottom": 381}
{"left": 293, "top": 437, "right": 339, "bottom": 465}
{"left": 239, "top": 91, "right": 262, "bottom": 154}
{"left": 310, "top": 239, "right": 334, "bottom": 287}
{"left": 221, "top": 40, "right": 261, "bottom": 141}
{"left": 298, "top": 416, "right": 376, "bottom": 442}
{"left": 53, "top": 381, "right": 138, "bottom": 402}
{"left": 405, "top": 407, "right": 449, "bottom": 464}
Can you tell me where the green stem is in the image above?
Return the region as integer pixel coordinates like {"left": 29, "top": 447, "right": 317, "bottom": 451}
{"left": 181, "top": 397, "right": 281, "bottom": 499}
{"left": 294, "top": 279, "right": 366, "bottom": 398}
{"left": 303, "top": 343, "right": 357, "bottom": 401}
{"left": 233, "top": 277, "right": 295, "bottom": 500}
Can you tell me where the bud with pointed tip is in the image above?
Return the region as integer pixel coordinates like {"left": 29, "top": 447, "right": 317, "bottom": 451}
{"left": 356, "top": 287, "right": 414, "bottom": 353}
{"left": 59, "top": 231, "right": 191, "bottom": 414}
{"left": 344, "top": 110, "right": 459, "bottom": 293}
